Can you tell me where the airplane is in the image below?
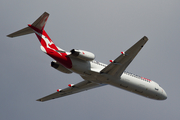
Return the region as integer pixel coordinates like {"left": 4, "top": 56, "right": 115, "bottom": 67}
{"left": 7, "top": 12, "right": 167, "bottom": 102}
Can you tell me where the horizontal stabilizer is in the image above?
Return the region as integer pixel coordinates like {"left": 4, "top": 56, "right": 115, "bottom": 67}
{"left": 7, "top": 27, "right": 34, "bottom": 38}
{"left": 7, "top": 12, "right": 49, "bottom": 38}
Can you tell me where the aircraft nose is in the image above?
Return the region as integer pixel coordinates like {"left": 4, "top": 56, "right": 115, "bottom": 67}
{"left": 160, "top": 88, "right": 167, "bottom": 100}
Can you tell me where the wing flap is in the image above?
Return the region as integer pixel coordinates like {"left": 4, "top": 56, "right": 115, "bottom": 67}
{"left": 37, "top": 80, "right": 106, "bottom": 102}
{"left": 100, "top": 36, "right": 148, "bottom": 77}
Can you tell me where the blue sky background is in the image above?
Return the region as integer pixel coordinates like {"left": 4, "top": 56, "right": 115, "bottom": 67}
{"left": 1, "top": 1, "right": 180, "bottom": 119}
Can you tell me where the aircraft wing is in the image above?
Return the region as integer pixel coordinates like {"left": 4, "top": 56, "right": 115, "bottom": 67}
{"left": 100, "top": 36, "right": 148, "bottom": 78}
{"left": 37, "top": 80, "right": 106, "bottom": 102}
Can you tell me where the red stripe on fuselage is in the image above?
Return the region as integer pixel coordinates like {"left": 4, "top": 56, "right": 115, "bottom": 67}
{"left": 28, "top": 24, "right": 72, "bottom": 68}
{"left": 141, "top": 77, "right": 151, "bottom": 82}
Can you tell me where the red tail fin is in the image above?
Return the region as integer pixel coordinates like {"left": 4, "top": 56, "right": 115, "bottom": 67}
{"left": 28, "top": 24, "right": 58, "bottom": 50}
{"left": 7, "top": 12, "right": 58, "bottom": 50}
{"left": 7, "top": 12, "right": 72, "bottom": 69}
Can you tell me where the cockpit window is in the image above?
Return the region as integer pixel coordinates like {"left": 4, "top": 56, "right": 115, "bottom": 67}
{"left": 155, "top": 88, "right": 159, "bottom": 91}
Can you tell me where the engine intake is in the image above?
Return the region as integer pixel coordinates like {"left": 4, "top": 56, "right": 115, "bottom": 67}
{"left": 70, "top": 49, "right": 95, "bottom": 61}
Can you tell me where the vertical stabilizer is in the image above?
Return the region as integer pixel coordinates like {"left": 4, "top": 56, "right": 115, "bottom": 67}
{"left": 7, "top": 12, "right": 72, "bottom": 69}
{"left": 31, "top": 12, "right": 49, "bottom": 31}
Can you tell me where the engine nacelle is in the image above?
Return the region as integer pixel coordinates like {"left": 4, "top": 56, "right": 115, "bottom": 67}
{"left": 51, "top": 61, "right": 72, "bottom": 74}
{"left": 70, "top": 49, "right": 95, "bottom": 61}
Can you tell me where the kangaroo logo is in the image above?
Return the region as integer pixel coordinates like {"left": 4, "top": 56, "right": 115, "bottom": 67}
{"left": 35, "top": 31, "right": 62, "bottom": 56}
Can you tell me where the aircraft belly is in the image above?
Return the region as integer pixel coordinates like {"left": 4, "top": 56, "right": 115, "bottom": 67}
{"left": 97, "top": 73, "right": 155, "bottom": 99}
{"left": 69, "top": 58, "right": 160, "bottom": 99}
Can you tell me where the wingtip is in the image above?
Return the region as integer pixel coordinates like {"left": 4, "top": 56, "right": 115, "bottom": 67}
{"left": 36, "top": 99, "right": 43, "bottom": 102}
{"left": 143, "top": 36, "right": 148, "bottom": 40}
{"left": 7, "top": 34, "right": 13, "bottom": 38}
{"left": 44, "top": 11, "right": 50, "bottom": 15}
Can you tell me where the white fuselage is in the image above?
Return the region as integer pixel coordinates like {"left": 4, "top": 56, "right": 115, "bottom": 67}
{"left": 8, "top": 12, "right": 167, "bottom": 101}
{"left": 69, "top": 57, "right": 167, "bottom": 100}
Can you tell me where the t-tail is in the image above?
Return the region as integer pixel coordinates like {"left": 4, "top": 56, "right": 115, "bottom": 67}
{"left": 7, "top": 12, "right": 72, "bottom": 69}
{"left": 7, "top": 12, "right": 58, "bottom": 50}
{"left": 7, "top": 12, "right": 49, "bottom": 37}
